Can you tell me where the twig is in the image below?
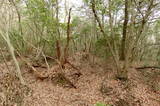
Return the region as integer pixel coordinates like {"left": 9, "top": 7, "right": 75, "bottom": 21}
{"left": 42, "top": 52, "right": 50, "bottom": 71}
{"left": 16, "top": 51, "right": 48, "bottom": 80}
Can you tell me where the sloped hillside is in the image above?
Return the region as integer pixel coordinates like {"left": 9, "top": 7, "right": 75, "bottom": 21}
{"left": 0, "top": 53, "right": 159, "bottom": 106}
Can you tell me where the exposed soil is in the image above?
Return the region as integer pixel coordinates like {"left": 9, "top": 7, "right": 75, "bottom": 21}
{"left": 0, "top": 52, "right": 160, "bottom": 106}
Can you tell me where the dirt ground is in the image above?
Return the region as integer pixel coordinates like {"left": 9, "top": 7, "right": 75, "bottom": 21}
{"left": 0, "top": 52, "right": 160, "bottom": 106}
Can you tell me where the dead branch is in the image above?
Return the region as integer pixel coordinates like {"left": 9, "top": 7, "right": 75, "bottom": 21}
{"left": 135, "top": 66, "right": 160, "bottom": 70}
{"left": 16, "top": 51, "right": 49, "bottom": 80}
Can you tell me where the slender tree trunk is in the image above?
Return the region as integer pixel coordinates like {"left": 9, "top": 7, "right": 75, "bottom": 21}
{"left": 55, "top": 0, "right": 62, "bottom": 61}
{"left": 9, "top": 0, "right": 24, "bottom": 48}
{"left": 56, "top": 40, "right": 61, "bottom": 61}
{"left": 91, "top": 0, "right": 121, "bottom": 72}
{"left": 120, "top": 0, "right": 129, "bottom": 61}
{"left": 131, "top": 0, "right": 154, "bottom": 61}
{"left": 64, "top": 0, "right": 68, "bottom": 23}
{"left": 64, "top": 8, "right": 72, "bottom": 62}
{"left": 56, "top": 0, "right": 60, "bottom": 39}
{"left": 102, "top": 13, "right": 104, "bottom": 29}
{"left": 0, "top": 30, "right": 25, "bottom": 85}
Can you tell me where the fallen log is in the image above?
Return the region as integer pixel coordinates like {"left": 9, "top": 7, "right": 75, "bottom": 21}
{"left": 135, "top": 66, "right": 160, "bottom": 70}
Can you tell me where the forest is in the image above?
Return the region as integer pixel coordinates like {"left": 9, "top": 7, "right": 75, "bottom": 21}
{"left": 0, "top": 0, "right": 160, "bottom": 106}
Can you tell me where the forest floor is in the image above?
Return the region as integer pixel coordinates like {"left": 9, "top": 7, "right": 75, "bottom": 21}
{"left": 0, "top": 52, "right": 160, "bottom": 106}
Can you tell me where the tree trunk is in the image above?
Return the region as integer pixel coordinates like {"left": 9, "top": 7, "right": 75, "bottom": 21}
{"left": 64, "top": 8, "right": 72, "bottom": 63}
{"left": 56, "top": 0, "right": 60, "bottom": 39}
{"left": 120, "top": 0, "right": 129, "bottom": 60}
{"left": 9, "top": 0, "right": 24, "bottom": 48}
{"left": 91, "top": 0, "right": 121, "bottom": 73}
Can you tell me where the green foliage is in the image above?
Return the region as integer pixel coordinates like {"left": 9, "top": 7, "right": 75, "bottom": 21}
{"left": 95, "top": 102, "right": 106, "bottom": 106}
{"left": 0, "top": 0, "right": 159, "bottom": 66}
{"left": 9, "top": 29, "right": 25, "bottom": 52}
{"left": 26, "top": 0, "right": 57, "bottom": 33}
{"left": 71, "top": 16, "right": 81, "bottom": 27}
{"left": 94, "top": 37, "right": 111, "bottom": 58}
{"left": 95, "top": 102, "right": 112, "bottom": 106}
{"left": 18, "top": 0, "right": 59, "bottom": 56}
{"left": 83, "top": 0, "right": 123, "bottom": 15}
